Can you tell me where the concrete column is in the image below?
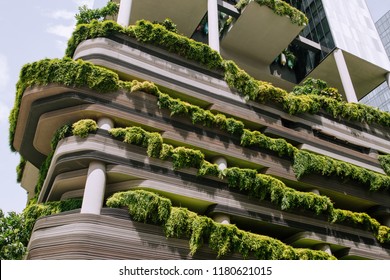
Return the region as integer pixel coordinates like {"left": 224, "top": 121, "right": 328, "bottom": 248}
{"left": 81, "top": 161, "right": 106, "bottom": 214}
{"left": 117, "top": 0, "right": 132, "bottom": 27}
{"left": 333, "top": 48, "right": 357, "bottom": 103}
{"left": 213, "top": 213, "right": 230, "bottom": 224}
{"left": 97, "top": 117, "right": 114, "bottom": 131}
{"left": 208, "top": 0, "right": 220, "bottom": 53}
{"left": 315, "top": 244, "right": 332, "bottom": 256}
{"left": 213, "top": 156, "right": 227, "bottom": 171}
{"left": 309, "top": 189, "right": 320, "bottom": 195}
{"left": 386, "top": 72, "right": 390, "bottom": 89}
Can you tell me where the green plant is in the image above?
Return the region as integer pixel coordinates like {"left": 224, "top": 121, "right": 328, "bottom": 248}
{"left": 153, "top": 18, "right": 178, "bottom": 33}
{"left": 72, "top": 119, "right": 98, "bottom": 138}
{"left": 379, "top": 154, "right": 390, "bottom": 176}
{"left": 235, "top": 0, "right": 308, "bottom": 26}
{"left": 107, "top": 189, "right": 335, "bottom": 259}
{"left": 106, "top": 190, "right": 171, "bottom": 224}
{"left": 75, "top": 1, "right": 119, "bottom": 25}
{"left": 63, "top": 19, "right": 390, "bottom": 128}
{"left": 0, "top": 210, "right": 29, "bottom": 260}
{"left": 9, "top": 57, "right": 119, "bottom": 151}
{"left": 0, "top": 199, "right": 82, "bottom": 260}
{"left": 293, "top": 150, "right": 390, "bottom": 192}
{"left": 16, "top": 157, "right": 27, "bottom": 183}
{"left": 292, "top": 78, "right": 343, "bottom": 102}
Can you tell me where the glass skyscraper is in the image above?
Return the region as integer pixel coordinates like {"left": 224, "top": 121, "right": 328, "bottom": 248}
{"left": 361, "top": 10, "right": 390, "bottom": 112}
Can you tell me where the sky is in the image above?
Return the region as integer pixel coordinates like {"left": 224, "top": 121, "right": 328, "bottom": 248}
{"left": 0, "top": 0, "right": 389, "bottom": 214}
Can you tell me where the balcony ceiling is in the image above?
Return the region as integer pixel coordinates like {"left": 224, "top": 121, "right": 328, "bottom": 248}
{"left": 307, "top": 50, "right": 388, "bottom": 101}
{"left": 221, "top": 2, "right": 304, "bottom": 64}
{"left": 129, "top": 0, "right": 208, "bottom": 37}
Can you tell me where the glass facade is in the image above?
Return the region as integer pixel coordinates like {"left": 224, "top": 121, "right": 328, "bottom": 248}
{"left": 283, "top": 0, "right": 335, "bottom": 82}
{"left": 361, "top": 10, "right": 390, "bottom": 112}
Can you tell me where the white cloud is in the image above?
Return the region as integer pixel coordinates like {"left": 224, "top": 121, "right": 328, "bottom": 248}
{"left": 47, "top": 24, "right": 75, "bottom": 39}
{"left": 0, "top": 54, "right": 10, "bottom": 91}
{"left": 73, "top": 0, "right": 95, "bottom": 8}
{"left": 0, "top": 102, "right": 10, "bottom": 124}
{"left": 47, "top": 10, "right": 75, "bottom": 20}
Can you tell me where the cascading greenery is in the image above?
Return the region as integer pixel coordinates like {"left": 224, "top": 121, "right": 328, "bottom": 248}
{"left": 379, "top": 155, "right": 390, "bottom": 176}
{"left": 16, "top": 157, "right": 26, "bottom": 183}
{"left": 292, "top": 78, "right": 343, "bottom": 102}
{"left": 106, "top": 189, "right": 335, "bottom": 260}
{"left": 131, "top": 80, "right": 390, "bottom": 192}
{"left": 75, "top": 1, "right": 119, "bottom": 25}
{"left": 62, "top": 19, "right": 390, "bottom": 128}
{"left": 235, "top": 0, "right": 308, "bottom": 26}
{"left": 9, "top": 16, "right": 390, "bottom": 256}
{"left": 72, "top": 119, "right": 99, "bottom": 138}
{"left": 0, "top": 199, "right": 82, "bottom": 260}
{"left": 8, "top": 57, "right": 118, "bottom": 151}
{"left": 106, "top": 122, "right": 390, "bottom": 243}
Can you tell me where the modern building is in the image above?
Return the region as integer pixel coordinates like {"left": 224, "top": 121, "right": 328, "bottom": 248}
{"left": 13, "top": 0, "right": 390, "bottom": 259}
{"left": 361, "top": 10, "right": 390, "bottom": 112}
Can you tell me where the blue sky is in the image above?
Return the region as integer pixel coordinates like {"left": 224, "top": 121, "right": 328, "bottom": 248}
{"left": 0, "top": 0, "right": 389, "bottom": 214}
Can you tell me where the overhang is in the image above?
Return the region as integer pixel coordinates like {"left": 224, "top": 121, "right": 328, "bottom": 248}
{"left": 221, "top": 1, "right": 305, "bottom": 65}
{"left": 307, "top": 49, "right": 389, "bottom": 100}
{"left": 127, "top": 0, "right": 208, "bottom": 37}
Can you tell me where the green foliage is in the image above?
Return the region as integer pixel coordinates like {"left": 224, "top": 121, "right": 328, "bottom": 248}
{"left": 157, "top": 92, "right": 244, "bottom": 136}
{"left": 66, "top": 20, "right": 127, "bottom": 57}
{"left": 0, "top": 199, "right": 81, "bottom": 260}
{"left": 136, "top": 82, "right": 390, "bottom": 193}
{"left": 75, "top": 1, "right": 119, "bottom": 25}
{"left": 51, "top": 124, "right": 71, "bottom": 150}
{"left": 293, "top": 150, "right": 390, "bottom": 192}
{"left": 106, "top": 190, "right": 171, "bottom": 224}
{"left": 240, "top": 129, "right": 297, "bottom": 157}
{"left": 109, "top": 127, "right": 163, "bottom": 158}
{"left": 16, "top": 157, "right": 27, "bottom": 183}
{"left": 72, "top": 119, "right": 98, "bottom": 138}
{"left": 9, "top": 57, "right": 119, "bottom": 151}
{"left": 153, "top": 18, "right": 178, "bottom": 33}
{"left": 0, "top": 210, "right": 29, "bottom": 260}
{"left": 330, "top": 209, "right": 380, "bottom": 232}
{"left": 63, "top": 17, "right": 390, "bottom": 128}
{"left": 292, "top": 78, "right": 343, "bottom": 102}
{"left": 198, "top": 161, "right": 221, "bottom": 177}
{"left": 379, "top": 155, "right": 390, "bottom": 176}
{"left": 107, "top": 190, "right": 335, "bottom": 259}
{"left": 107, "top": 122, "right": 390, "bottom": 243}
{"left": 171, "top": 147, "right": 205, "bottom": 170}
{"left": 329, "top": 209, "right": 390, "bottom": 243}
{"left": 132, "top": 20, "right": 224, "bottom": 70}
{"left": 223, "top": 60, "right": 288, "bottom": 103}
{"left": 23, "top": 199, "right": 82, "bottom": 236}
{"left": 66, "top": 19, "right": 223, "bottom": 69}
{"left": 235, "top": 0, "right": 308, "bottom": 26}
{"left": 224, "top": 167, "right": 334, "bottom": 215}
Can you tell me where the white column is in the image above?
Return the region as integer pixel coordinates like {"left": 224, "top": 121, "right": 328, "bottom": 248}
{"left": 386, "top": 73, "right": 390, "bottom": 89}
{"left": 213, "top": 156, "right": 227, "bottom": 171}
{"left": 213, "top": 213, "right": 230, "bottom": 224}
{"left": 309, "top": 189, "right": 320, "bottom": 195}
{"left": 97, "top": 117, "right": 114, "bottom": 131}
{"left": 333, "top": 48, "right": 357, "bottom": 103}
{"left": 208, "top": 0, "right": 220, "bottom": 53}
{"left": 117, "top": 0, "right": 132, "bottom": 27}
{"left": 81, "top": 161, "right": 106, "bottom": 214}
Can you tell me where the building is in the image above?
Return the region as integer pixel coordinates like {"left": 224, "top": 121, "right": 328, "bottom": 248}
{"left": 361, "top": 10, "right": 390, "bottom": 112}
{"left": 12, "top": 0, "right": 390, "bottom": 259}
